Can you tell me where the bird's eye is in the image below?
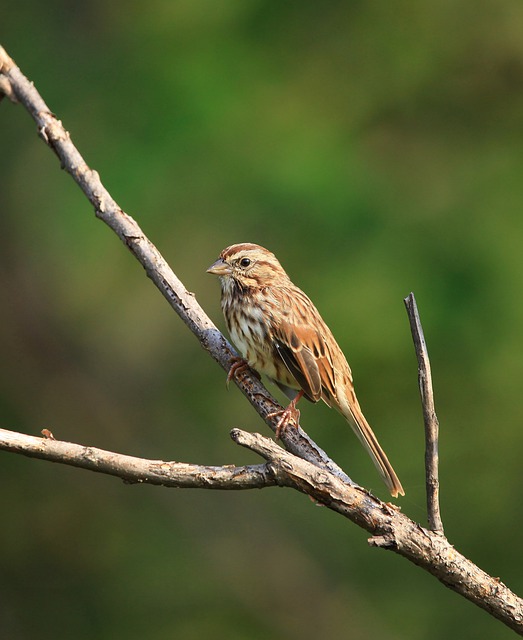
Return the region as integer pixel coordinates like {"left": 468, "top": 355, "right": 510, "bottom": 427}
{"left": 239, "top": 258, "right": 251, "bottom": 268}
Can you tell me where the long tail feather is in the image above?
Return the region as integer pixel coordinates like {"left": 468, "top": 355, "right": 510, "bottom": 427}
{"left": 338, "top": 395, "right": 405, "bottom": 497}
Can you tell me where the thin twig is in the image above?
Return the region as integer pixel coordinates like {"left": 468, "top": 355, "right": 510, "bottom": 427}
{"left": 404, "top": 292, "right": 443, "bottom": 533}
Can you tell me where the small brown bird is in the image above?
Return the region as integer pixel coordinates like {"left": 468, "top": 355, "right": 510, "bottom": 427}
{"left": 207, "top": 243, "right": 404, "bottom": 498}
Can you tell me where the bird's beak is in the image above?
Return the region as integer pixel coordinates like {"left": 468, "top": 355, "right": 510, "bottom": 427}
{"left": 207, "top": 258, "right": 232, "bottom": 276}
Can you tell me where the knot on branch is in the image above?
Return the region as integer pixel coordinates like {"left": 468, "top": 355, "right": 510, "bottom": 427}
{"left": 368, "top": 533, "right": 399, "bottom": 550}
{"left": 38, "top": 118, "right": 70, "bottom": 149}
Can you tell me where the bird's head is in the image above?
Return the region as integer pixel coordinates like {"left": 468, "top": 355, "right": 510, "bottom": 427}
{"left": 207, "top": 243, "right": 289, "bottom": 290}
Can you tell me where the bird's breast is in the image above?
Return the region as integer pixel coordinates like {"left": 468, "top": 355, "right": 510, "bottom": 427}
{"left": 223, "top": 297, "right": 297, "bottom": 389}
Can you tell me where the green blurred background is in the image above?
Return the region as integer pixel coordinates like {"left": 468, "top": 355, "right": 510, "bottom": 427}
{"left": 2, "top": 1, "right": 523, "bottom": 638}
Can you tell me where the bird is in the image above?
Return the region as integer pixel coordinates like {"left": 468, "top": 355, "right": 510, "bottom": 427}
{"left": 207, "top": 243, "right": 404, "bottom": 498}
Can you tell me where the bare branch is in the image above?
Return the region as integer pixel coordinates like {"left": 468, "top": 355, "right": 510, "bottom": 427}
{"left": 0, "top": 44, "right": 351, "bottom": 487}
{"left": 232, "top": 429, "right": 523, "bottom": 635}
{"left": 2, "top": 423, "right": 522, "bottom": 634}
{"left": 404, "top": 292, "right": 443, "bottom": 533}
{"left": 0, "top": 428, "right": 275, "bottom": 490}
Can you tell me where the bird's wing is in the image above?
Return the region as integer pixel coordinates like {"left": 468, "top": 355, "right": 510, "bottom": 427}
{"left": 272, "top": 289, "right": 338, "bottom": 403}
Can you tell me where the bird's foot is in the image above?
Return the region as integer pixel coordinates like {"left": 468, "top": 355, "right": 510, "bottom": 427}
{"left": 267, "top": 390, "right": 304, "bottom": 440}
{"left": 226, "top": 357, "right": 260, "bottom": 388}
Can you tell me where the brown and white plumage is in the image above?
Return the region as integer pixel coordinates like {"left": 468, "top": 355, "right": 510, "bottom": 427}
{"left": 207, "top": 243, "right": 404, "bottom": 498}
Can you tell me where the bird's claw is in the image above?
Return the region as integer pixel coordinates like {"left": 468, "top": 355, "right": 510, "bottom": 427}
{"left": 226, "top": 357, "right": 260, "bottom": 388}
{"left": 267, "top": 405, "right": 301, "bottom": 440}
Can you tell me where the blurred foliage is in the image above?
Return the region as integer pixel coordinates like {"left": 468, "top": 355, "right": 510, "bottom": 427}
{"left": 2, "top": 1, "right": 523, "bottom": 638}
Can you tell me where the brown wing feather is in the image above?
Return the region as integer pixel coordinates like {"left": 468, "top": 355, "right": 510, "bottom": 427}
{"left": 271, "top": 287, "right": 338, "bottom": 403}
{"left": 274, "top": 325, "right": 322, "bottom": 401}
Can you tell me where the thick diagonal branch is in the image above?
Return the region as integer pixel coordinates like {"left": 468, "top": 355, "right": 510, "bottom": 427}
{"left": 232, "top": 429, "right": 523, "bottom": 635}
{"left": 0, "top": 45, "right": 350, "bottom": 486}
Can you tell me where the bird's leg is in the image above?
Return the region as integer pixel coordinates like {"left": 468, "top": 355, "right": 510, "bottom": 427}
{"left": 268, "top": 390, "right": 305, "bottom": 440}
{"left": 226, "top": 356, "right": 260, "bottom": 388}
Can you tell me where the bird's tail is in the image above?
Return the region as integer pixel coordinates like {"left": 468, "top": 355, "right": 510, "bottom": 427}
{"left": 337, "top": 394, "right": 405, "bottom": 498}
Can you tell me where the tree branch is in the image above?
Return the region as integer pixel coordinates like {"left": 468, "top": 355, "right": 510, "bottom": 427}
{"left": 0, "top": 44, "right": 351, "bottom": 487}
{"left": 404, "top": 293, "right": 443, "bottom": 533}
{"left": 0, "top": 428, "right": 276, "bottom": 489}
{"left": 1, "top": 425, "right": 522, "bottom": 634}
